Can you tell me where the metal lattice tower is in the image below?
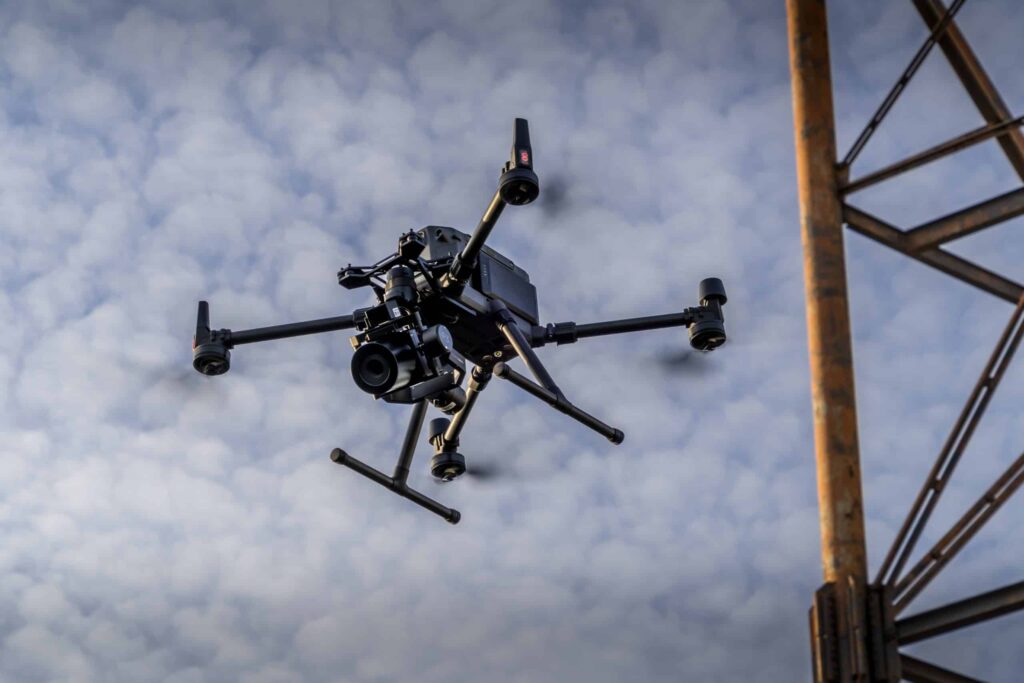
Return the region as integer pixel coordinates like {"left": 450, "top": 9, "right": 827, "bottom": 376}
{"left": 786, "top": 0, "right": 1024, "bottom": 680}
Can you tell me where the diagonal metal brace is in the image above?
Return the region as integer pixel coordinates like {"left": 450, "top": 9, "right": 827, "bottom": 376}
{"left": 900, "top": 654, "right": 982, "bottom": 683}
{"left": 912, "top": 0, "right": 1024, "bottom": 182}
{"left": 893, "top": 450, "right": 1024, "bottom": 612}
{"left": 843, "top": 205, "right": 1023, "bottom": 304}
{"left": 877, "top": 295, "right": 1024, "bottom": 588}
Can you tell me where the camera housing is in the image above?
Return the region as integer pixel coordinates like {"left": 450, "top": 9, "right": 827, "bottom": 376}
{"left": 351, "top": 339, "right": 418, "bottom": 394}
{"left": 349, "top": 266, "right": 465, "bottom": 403}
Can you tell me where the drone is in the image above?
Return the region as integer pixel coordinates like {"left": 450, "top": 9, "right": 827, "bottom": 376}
{"left": 192, "top": 119, "right": 727, "bottom": 524}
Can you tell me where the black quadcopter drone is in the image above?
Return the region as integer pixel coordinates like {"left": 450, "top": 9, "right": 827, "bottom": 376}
{"left": 192, "top": 119, "right": 727, "bottom": 524}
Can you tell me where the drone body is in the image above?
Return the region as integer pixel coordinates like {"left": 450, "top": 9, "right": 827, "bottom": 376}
{"left": 192, "top": 119, "right": 727, "bottom": 524}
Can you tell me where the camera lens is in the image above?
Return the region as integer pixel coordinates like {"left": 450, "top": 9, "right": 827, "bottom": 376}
{"left": 353, "top": 345, "right": 396, "bottom": 390}
{"left": 351, "top": 341, "right": 417, "bottom": 395}
{"left": 359, "top": 353, "right": 391, "bottom": 388}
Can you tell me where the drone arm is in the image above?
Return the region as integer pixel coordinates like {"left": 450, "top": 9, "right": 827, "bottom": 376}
{"left": 193, "top": 302, "right": 363, "bottom": 376}
{"left": 226, "top": 313, "right": 358, "bottom": 346}
{"left": 195, "top": 301, "right": 359, "bottom": 348}
{"left": 443, "top": 118, "right": 540, "bottom": 290}
{"left": 531, "top": 278, "right": 728, "bottom": 351}
{"left": 331, "top": 401, "right": 461, "bottom": 524}
{"left": 530, "top": 310, "right": 699, "bottom": 347}
{"left": 493, "top": 362, "right": 624, "bottom": 444}
{"left": 445, "top": 189, "right": 506, "bottom": 287}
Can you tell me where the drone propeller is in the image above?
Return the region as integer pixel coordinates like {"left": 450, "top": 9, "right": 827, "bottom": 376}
{"left": 656, "top": 348, "right": 715, "bottom": 376}
{"left": 429, "top": 459, "right": 508, "bottom": 485}
{"left": 538, "top": 172, "right": 570, "bottom": 218}
{"left": 144, "top": 368, "right": 206, "bottom": 403}
{"left": 444, "top": 459, "right": 506, "bottom": 482}
{"left": 466, "top": 461, "right": 504, "bottom": 481}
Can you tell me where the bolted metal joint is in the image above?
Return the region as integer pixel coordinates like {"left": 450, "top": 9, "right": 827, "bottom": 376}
{"left": 809, "top": 582, "right": 900, "bottom": 683}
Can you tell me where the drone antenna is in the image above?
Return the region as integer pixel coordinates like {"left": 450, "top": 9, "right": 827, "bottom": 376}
{"left": 443, "top": 118, "right": 540, "bottom": 289}
{"left": 194, "top": 301, "right": 211, "bottom": 345}
{"left": 509, "top": 119, "right": 532, "bottom": 170}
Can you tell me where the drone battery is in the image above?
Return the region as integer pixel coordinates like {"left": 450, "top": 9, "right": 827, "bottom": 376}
{"left": 475, "top": 251, "right": 539, "bottom": 325}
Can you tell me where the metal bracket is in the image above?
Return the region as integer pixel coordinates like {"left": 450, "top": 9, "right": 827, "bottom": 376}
{"left": 809, "top": 582, "right": 900, "bottom": 683}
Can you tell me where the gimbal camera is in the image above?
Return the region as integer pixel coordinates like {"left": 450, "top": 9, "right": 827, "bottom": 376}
{"left": 192, "top": 119, "right": 727, "bottom": 523}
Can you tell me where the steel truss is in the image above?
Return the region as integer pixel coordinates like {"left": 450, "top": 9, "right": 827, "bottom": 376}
{"left": 788, "top": 0, "right": 1024, "bottom": 680}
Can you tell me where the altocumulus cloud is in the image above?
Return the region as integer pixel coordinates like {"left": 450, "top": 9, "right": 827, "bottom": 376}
{"left": 0, "top": 1, "right": 1022, "bottom": 681}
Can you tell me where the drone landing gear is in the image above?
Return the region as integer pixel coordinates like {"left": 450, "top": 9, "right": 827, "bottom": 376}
{"left": 427, "top": 362, "right": 493, "bottom": 481}
{"left": 329, "top": 363, "right": 498, "bottom": 524}
{"left": 491, "top": 363, "right": 623, "bottom": 443}
{"left": 330, "top": 400, "right": 461, "bottom": 524}
{"left": 490, "top": 301, "right": 625, "bottom": 444}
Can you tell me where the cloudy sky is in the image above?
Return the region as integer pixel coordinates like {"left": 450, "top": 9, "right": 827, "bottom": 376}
{"left": 1, "top": 1, "right": 1022, "bottom": 681}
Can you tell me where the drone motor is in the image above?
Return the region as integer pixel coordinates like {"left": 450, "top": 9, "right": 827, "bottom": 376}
{"left": 688, "top": 277, "right": 729, "bottom": 351}
{"left": 427, "top": 417, "right": 466, "bottom": 482}
{"left": 192, "top": 301, "right": 231, "bottom": 376}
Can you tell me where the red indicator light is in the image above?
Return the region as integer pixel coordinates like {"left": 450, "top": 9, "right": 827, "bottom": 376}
{"left": 520, "top": 150, "right": 529, "bottom": 164}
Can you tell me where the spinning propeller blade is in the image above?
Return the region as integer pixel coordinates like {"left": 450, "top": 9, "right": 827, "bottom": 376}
{"left": 656, "top": 348, "right": 712, "bottom": 376}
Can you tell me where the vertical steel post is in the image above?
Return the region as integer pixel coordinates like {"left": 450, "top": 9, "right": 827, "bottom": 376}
{"left": 787, "top": 1, "right": 870, "bottom": 679}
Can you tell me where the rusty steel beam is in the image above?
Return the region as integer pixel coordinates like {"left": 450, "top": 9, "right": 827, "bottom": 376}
{"left": 842, "top": 115, "right": 1024, "bottom": 195}
{"left": 894, "top": 451, "right": 1024, "bottom": 613}
{"left": 905, "top": 186, "right": 1024, "bottom": 252}
{"left": 900, "top": 655, "right": 982, "bottom": 683}
{"left": 912, "top": 0, "right": 1024, "bottom": 181}
{"left": 843, "top": 205, "right": 1024, "bottom": 303}
{"left": 788, "top": 2, "right": 869, "bottom": 679}
{"left": 788, "top": 0, "right": 868, "bottom": 585}
{"left": 897, "top": 579, "right": 1024, "bottom": 644}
